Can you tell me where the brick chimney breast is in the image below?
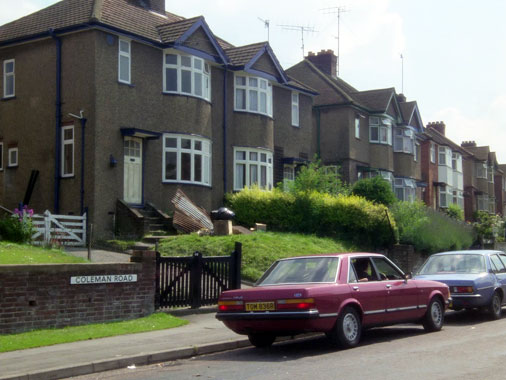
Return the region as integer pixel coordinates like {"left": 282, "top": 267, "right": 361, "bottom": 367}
{"left": 427, "top": 121, "right": 446, "bottom": 136}
{"left": 461, "top": 141, "right": 477, "bottom": 147}
{"left": 306, "top": 49, "right": 337, "bottom": 77}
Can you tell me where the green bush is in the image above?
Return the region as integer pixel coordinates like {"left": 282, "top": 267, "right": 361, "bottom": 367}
{"left": 0, "top": 215, "right": 34, "bottom": 243}
{"left": 445, "top": 204, "right": 464, "bottom": 221}
{"left": 226, "top": 187, "right": 396, "bottom": 248}
{"left": 351, "top": 176, "right": 397, "bottom": 206}
{"left": 473, "top": 211, "right": 504, "bottom": 241}
{"left": 390, "top": 201, "right": 474, "bottom": 253}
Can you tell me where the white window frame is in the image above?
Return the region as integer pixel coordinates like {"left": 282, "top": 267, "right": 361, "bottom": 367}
{"left": 452, "top": 152, "right": 463, "bottom": 173}
{"left": 0, "top": 142, "right": 3, "bottom": 171}
{"left": 233, "top": 147, "right": 273, "bottom": 190}
{"left": 369, "top": 116, "right": 392, "bottom": 145}
{"left": 394, "top": 127, "right": 415, "bottom": 154}
{"left": 476, "top": 161, "right": 487, "bottom": 179}
{"left": 61, "top": 125, "right": 74, "bottom": 177}
{"left": 394, "top": 178, "right": 416, "bottom": 202}
{"left": 118, "top": 38, "right": 131, "bottom": 84}
{"left": 430, "top": 142, "right": 436, "bottom": 163}
{"left": 162, "top": 134, "right": 212, "bottom": 186}
{"left": 8, "top": 147, "right": 18, "bottom": 167}
{"left": 355, "top": 116, "right": 360, "bottom": 139}
{"left": 438, "top": 146, "right": 452, "bottom": 168}
{"left": 291, "top": 92, "right": 299, "bottom": 127}
{"left": 3, "top": 59, "right": 15, "bottom": 98}
{"left": 283, "top": 164, "right": 295, "bottom": 190}
{"left": 163, "top": 52, "right": 211, "bottom": 101}
{"left": 234, "top": 74, "right": 273, "bottom": 117}
{"left": 439, "top": 185, "right": 452, "bottom": 208}
{"left": 452, "top": 190, "right": 464, "bottom": 209}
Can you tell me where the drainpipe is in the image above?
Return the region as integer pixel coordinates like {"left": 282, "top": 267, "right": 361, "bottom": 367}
{"left": 316, "top": 107, "right": 321, "bottom": 158}
{"left": 223, "top": 67, "right": 228, "bottom": 192}
{"left": 50, "top": 29, "right": 62, "bottom": 213}
{"left": 80, "top": 117, "right": 87, "bottom": 215}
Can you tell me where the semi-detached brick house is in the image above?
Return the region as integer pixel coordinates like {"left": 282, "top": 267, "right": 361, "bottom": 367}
{"left": 286, "top": 50, "right": 425, "bottom": 202}
{"left": 0, "top": 0, "right": 317, "bottom": 239}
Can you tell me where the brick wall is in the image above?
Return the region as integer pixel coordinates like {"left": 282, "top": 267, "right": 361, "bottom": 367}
{"left": 0, "top": 251, "right": 156, "bottom": 334}
{"left": 387, "top": 244, "right": 427, "bottom": 273}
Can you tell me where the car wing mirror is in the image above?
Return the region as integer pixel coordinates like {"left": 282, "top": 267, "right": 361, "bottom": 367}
{"left": 404, "top": 272, "right": 412, "bottom": 281}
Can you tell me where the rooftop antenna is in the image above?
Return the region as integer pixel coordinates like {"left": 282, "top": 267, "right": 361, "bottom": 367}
{"left": 321, "top": 6, "right": 348, "bottom": 76}
{"left": 258, "top": 17, "right": 270, "bottom": 42}
{"left": 400, "top": 54, "right": 404, "bottom": 93}
{"left": 279, "top": 24, "right": 316, "bottom": 58}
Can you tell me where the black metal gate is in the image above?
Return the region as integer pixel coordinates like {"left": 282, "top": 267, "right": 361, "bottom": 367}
{"left": 155, "top": 242, "right": 242, "bottom": 309}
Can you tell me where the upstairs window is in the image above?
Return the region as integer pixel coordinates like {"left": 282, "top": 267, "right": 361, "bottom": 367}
{"left": 3, "top": 59, "right": 15, "bottom": 98}
{"left": 118, "top": 39, "right": 131, "bottom": 84}
{"left": 8, "top": 147, "right": 18, "bottom": 167}
{"left": 61, "top": 125, "right": 74, "bottom": 177}
{"left": 438, "top": 146, "right": 452, "bottom": 167}
{"left": 452, "top": 152, "right": 462, "bottom": 173}
{"left": 163, "top": 53, "right": 210, "bottom": 101}
{"left": 163, "top": 134, "right": 211, "bottom": 186}
{"left": 355, "top": 116, "right": 360, "bottom": 139}
{"left": 430, "top": 142, "right": 436, "bottom": 163}
{"left": 476, "top": 162, "right": 487, "bottom": 179}
{"left": 234, "top": 75, "right": 272, "bottom": 117}
{"left": 394, "top": 127, "right": 414, "bottom": 154}
{"left": 488, "top": 165, "right": 494, "bottom": 183}
{"left": 477, "top": 194, "right": 488, "bottom": 211}
{"left": 291, "top": 92, "right": 299, "bottom": 127}
{"left": 369, "top": 117, "right": 392, "bottom": 145}
{"left": 234, "top": 147, "right": 273, "bottom": 190}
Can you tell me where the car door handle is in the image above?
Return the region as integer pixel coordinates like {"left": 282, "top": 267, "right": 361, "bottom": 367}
{"left": 352, "top": 286, "right": 359, "bottom": 291}
{"left": 386, "top": 284, "right": 392, "bottom": 289}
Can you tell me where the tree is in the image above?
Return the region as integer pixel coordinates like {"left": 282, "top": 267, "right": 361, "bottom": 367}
{"left": 351, "top": 176, "right": 396, "bottom": 206}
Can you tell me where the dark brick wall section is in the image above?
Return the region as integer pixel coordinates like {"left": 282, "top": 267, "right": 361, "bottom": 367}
{"left": 0, "top": 251, "right": 156, "bottom": 334}
{"left": 387, "top": 244, "right": 426, "bottom": 274}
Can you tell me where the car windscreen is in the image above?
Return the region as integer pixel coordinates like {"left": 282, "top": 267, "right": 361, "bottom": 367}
{"left": 257, "top": 257, "right": 339, "bottom": 285}
{"left": 418, "top": 254, "right": 486, "bottom": 274}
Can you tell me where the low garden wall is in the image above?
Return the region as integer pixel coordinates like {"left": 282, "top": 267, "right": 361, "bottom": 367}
{"left": 0, "top": 251, "right": 156, "bottom": 334}
{"left": 387, "top": 244, "right": 427, "bottom": 274}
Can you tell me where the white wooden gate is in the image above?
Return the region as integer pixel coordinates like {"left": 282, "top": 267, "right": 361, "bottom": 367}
{"left": 31, "top": 210, "right": 87, "bottom": 246}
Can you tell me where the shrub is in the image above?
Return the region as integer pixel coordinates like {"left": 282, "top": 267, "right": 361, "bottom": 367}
{"left": 390, "top": 201, "right": 474, "bottom": 253}
{"left": 0, "top": 206, "right": 34, "bottom": 243}
{"left": 351, "top": 176, "right": 397, "bottom": 206}
{"left": 473, "top": 211, "right": 504, "bottom": 242}
{"left": 226, "top": 187, "right": 396, "bottom": 248}
{"left": 445, "top": 204, "right": 464, "bottom": 221}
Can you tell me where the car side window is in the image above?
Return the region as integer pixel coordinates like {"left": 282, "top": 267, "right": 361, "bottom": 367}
{"left": 498, "top": 254, "right": 506, "bottom": 271}
{"left": 490, "top": 255, "right": 506, "bottom": 274}
{"left": 349, "top": 263, "right": 358, "bottom": 283}
{"left": 351, "top": 258, "right": 377, "bottom": 282}
{"left": 371, "top": 257, "right": 404, "bottom": 281}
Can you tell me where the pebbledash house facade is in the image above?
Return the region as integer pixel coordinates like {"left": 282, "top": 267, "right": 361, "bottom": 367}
{"left": 0, "top": 0, "right": 316, "bottom": 239}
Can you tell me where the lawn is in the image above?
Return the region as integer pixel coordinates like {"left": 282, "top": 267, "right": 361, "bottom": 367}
{"left": 157, "top": 231, "right": 355, "bottom": 281}
{"left": 0, "top": 241, "right": 88, "bottom": 264}
{"left": 0, "top": 313, "right": 188, "bottom": 352}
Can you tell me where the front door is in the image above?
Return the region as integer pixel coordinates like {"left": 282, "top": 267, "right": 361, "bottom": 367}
{"left": 123, "top": 137, "right": 142, "bottom": 204}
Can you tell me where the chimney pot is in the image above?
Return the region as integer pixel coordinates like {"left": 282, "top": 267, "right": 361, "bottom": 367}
{"left": 427, "top": 121, "right": 446, "bottom": 136}
{"left": 306, "top": 48, "right": 337, "bottom": 77}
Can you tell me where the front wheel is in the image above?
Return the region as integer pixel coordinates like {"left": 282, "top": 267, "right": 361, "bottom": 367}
{"left": 487, "top": 291, "right": 502, "bottom": 320}
{"left": 248, "top": 333, "right": 276, "bottom": 348}
{"left": 423, "top": 297, "right": 444, "bottom": 332}
{"left": 327, "top": 306, "right": 361, "bottom": 348}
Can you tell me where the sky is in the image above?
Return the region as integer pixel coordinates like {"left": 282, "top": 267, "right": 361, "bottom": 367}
{"left": 1, "top": 0, "right": 505, "bottom": 162}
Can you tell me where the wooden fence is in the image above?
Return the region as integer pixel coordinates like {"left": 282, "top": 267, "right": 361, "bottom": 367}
{"left": 31, "top": 210, "right": 87, "bottom": 246}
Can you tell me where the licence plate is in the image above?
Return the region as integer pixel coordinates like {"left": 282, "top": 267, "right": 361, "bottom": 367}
{"left": 245, "top": 302, "right": 275, "bottom": 311}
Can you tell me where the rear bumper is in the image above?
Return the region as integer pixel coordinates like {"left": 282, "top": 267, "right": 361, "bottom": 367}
{"left": 449, "top": 294, "right": 485, "bottom": 309}
{"left": 216, "top": 310, "right": 320, "bottom": 321}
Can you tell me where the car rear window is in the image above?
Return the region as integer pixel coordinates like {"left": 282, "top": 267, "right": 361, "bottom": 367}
{"left": 418, "top": 254, "right": 486, "bottom": 274}
{"left": 257, "top": 257, "right": 339, "bottom": 285}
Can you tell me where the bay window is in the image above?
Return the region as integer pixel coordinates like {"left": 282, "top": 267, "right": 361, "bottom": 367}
{"left": 163, "top": 134, "right": 211, "bottom": 185}
{"left": 234, "top": 75, "right": 272, "bottom": 117}
{"left": 234, "top": 147, "right": 273, "bottom": 190}
{"left": 394, "top": 178, "right": 416, "bottom": 202}
{"left": 369, "top": 116, "right": 392, "bottom": 145}
{"left": 394, "top": 127, "right": 414, "bottom": 154}
{"left": 439, "top": 185, "right": 452, "bottom": 208}
{"left": 163, "top": 52, "right": 210, "bottom": 101}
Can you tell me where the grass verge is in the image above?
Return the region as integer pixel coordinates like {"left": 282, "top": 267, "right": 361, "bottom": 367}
{"left": 0, "top": 242, "right": 88, "bottom": 264}
{"left": 0, "top": 313, "right": 188, "bottom": 353}
{"left": 158, "top": 231, "right": 354, "bottom": 281}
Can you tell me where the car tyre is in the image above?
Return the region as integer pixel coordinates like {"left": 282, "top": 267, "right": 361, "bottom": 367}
{"left": 248, "top": 333, "right": 276, "bottom": 348}
{"left": 328, "top": 306, "right": 361, "bottom": 348}
{"left": 423, "top": 297, "right": 444, "bottom": 332}
{"left": 488, "top": 291, "right": 502, "bottom": 320}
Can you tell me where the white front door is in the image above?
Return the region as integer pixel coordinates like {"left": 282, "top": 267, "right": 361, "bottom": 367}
{"left": 123, "top": 137, "right": 142, "bottom": 204}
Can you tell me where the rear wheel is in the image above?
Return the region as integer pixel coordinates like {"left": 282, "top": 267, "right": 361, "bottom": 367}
{"left": 248, "top": 333, "right": 276, "bottom": 348}
{"left": 487, "top": 291, "right": 502, "bottom": 320}
{"left": 327, "top": 306, "right": 361, "bottom": 348}
{"left": 423, "top": 297, "right": 444, "bottom": 332}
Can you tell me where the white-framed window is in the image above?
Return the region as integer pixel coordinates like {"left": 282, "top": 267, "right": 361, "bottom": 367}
{"left": 452, "top": 152, "right": 463, "bottom": 173}
{"left": 118, "top": 39, "right": 131, "bottom": 84}
{"left": 3, "top": 59, "right": 15, "bottom": 98}
{"left": 234, "top": 147, "right": 273, "bottom": 190}
{"left": 291, "top": 92, "right": 299, "bottom": 127}
{"left": 476, "top": 162, "right": 487, "bottom": 179}
{"left": 438, "top": 146, "right": 452, "bottom": 167}
{"left": 61, "top": 125, "right": 74, "bottom": 177}
{"left": 439, "top": 185, "right": 452, "bottom": 208}
{"left": 162, "top": 134, "right": 211, "bottom": 186}
{"left": 394, "top": 178, "right": 416, "bottom": 202}
{"left": 234, "top": 74, "right": 272, "bottom": 117}
{"left": 394, "top": 127, "right": 414, "bottom": 154}
{"left": 283, "top": 165, "right": 295, "bottom": 190}
{"left": 359, "top": 169, "right": 394, "bottom": 186}
{"left": 8, "top": 147, "right": 18, "bottom": 167}
{"left": 452, "top": 190, "right": 464, "bottom": 209}
{"left": 430, "top": 142, "right": 436, "bottom": 163}
{"left": 0, "top": 142, "right": 3, "bottom": 171}
{"left": 355, "top": 116, "right": 360, "bottom": 139}
{"left": 163, "top": 52, "right": 210, "bottom": 101}
{"left": 369, "top": 116, "right": 392, "bottom": 145}
{"left": 477, "top": 194, "right": 488, "bottom": 211}
{"left": 488, "top": 165, "right": 494, "bottom": 183}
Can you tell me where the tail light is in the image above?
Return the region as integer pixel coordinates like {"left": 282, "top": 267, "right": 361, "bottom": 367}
{"left": 218, "top": 300, "right": 244, "bottom": 311}
{"left": 277, "top": 298, "right": 315, "bottom": 310}
{"left": 451, "top": 286, "right": 474, "bottom": 294}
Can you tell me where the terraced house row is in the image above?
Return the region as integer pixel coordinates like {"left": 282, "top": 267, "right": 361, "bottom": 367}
{"left": 0, "top": 0, "right": 503, "bottom": 238}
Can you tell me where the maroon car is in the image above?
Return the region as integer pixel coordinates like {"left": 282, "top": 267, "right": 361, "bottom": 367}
{"left": 216, "top": 253, "right": 450, "bottom": 348}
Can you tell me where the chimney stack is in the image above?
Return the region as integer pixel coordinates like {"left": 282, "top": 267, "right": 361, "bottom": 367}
{"left": 306, "top": 49, "right": 337, "bottom": 78}
{"left": 397, "top": 93, "right": 407, "bottom": 103}
{"left": 461, "top": 141, "right": 477, "bottom": 148}
{"left": 142, "top": 0, "right": 165, "bottom": 14}
{"left": 427, "top": 121, "right": 446, "bottom": 136}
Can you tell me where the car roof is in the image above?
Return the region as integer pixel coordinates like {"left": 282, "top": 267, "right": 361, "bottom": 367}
{"left": 277, "top": 252, "right": 385, "bottom": 261}
{"left": 432, "top": 250, "right": 504, "bottom": 256}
